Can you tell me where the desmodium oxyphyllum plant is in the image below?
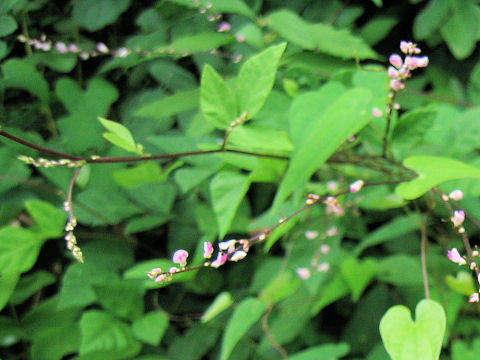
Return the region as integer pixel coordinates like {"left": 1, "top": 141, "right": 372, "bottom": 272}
{"left": 3, "top": 1, "right": 480, "bottom": 360}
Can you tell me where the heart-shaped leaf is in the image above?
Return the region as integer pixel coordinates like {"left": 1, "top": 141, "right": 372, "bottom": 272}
{"left": 396, "top": 156, "right": 480, "bottom": 200}
{"left": 379, "top": 299, "right": 446, "bottom": 360}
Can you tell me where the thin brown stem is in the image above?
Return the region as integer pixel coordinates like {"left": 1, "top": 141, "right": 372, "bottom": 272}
{"left": 262, "top": 305, "right": 288, "bottom": 359}
{"left": 420, "top": 219, "right": 430, "bottom": 299}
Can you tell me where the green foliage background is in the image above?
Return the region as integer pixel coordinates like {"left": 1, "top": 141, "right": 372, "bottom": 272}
{"left": 1, "top": 0, "right": 480, "bottom": 359}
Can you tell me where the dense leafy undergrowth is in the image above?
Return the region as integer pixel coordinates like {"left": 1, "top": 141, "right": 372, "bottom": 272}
{"left": 2, "top": 1, "right": 480, "bottom": 359}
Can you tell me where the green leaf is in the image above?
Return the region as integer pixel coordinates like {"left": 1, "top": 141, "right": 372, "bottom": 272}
{"left": 440, "top": 0, "right": 479, "bottom": 59}
{"left": 288, "top": 343, "right": 350, "bottom": 360}
{"left": 11, "top": 270, "right": 55, "bottom": 305}
{"left": 380, "top": 299, "right": 446, "bottom": 360}
{"left": 0, "top": 316, "right": 23, "bottom": 346}
{"left": 272, "top": 87, "right": 372, "bottom": 212}
{"left": 0, "top": 58, "right": 49, "bottom": 103}
{"left": 73, "top": 0, "right": 131, "bottom": 32}
{"left": 0, "top": 226, "right": 43, "bottom": 274}
{"left": 396, "top": 156, "right": 480, "bottom": 200}
{"left": 135, "top": 89, "right": 199, "bottom": 119}
{"left": 132, "top": 311, "right": 169, "bottom": 346}
{"left": 220, "top": 297, "right": 268, "bottom": 360}
{"left": 125, "top": 214, "right": 173, "bottom": 234}
{"left": 0, "top": 15, "right": 17, "bottom": 36}
{"left": 79, "top": 310, "right": 141, "bottom": 358}
{"left": 354, "top": 214, "right": 422, "bottom": 255}
{"left": 392, "top": 108, "right": 436, "bottom": 146}
{"left": 259, "top": 270, "right": 300, "bottom": 305}
{"left": 166, "top": 0, "right": 254, "bottom": 17}
{"left": 25, "top": 199, "right": 67, "bottom": 239}
{"left": 266, "top": 10, "right": 377, "bottom": 59}
{"left": 378, "top": 255, "right": 423, "bottom": 286}
{"left": 99, "top": 117, "right": 143, "bottom": 155}
{"left": 228, "top": 125, "right": 294, "bottom": 152}
{"left": 414, "top": 0, "right": 452, "bottom": 40}
{"left": 236, "top": 43, "right": 286, "bottom": 120}
{"left": 341, "top": 257, "right": 378, "bottom": 301}
{"left": 93, "top": 280, "right": 145, "bottom": 320}
{"left": 166, "top": 33, "right": 235, "bottom": 53}
{"left": 360, "top": 16, "right": 397, "bottom": 45}
{"left": 201, "top": 64, "right": 237, "bottom": 129}
{"left": 201, "top": 292, "right": 234, "bottom": 323}
{"left": 0, "top": 272, "right": 20, "bottom": 312}
{"left": 210, "top": 171, "right": 251, "bottom": 238}
{"left": 446, "top": 271, "right": 477, "bottom": 296}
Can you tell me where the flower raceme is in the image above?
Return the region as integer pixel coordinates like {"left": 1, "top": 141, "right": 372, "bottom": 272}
{"left": 388, "top": 41, "right": 428, "bottom": 91}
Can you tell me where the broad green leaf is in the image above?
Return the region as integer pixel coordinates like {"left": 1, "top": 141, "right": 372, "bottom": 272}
{"left": 166, "top": 33, "right": 234, "bottom": 53}
{"left": 228, "top": 125, "right": 294, "bottom": 152}
{"left": 99, "top": 117, "right": 143, "bottom": 154}
{"left": 266, "top": 10, "right": 377, "bottom": 59}
{"left": 272, "top": 87, "right": 372, "bottom": 212}
{"left": 288, "top": 343, "right": 350, "bottom": 360}
{"left": 125, "top": 214, "right": 173, "bottom": 234}
{"left": 25, "top": 199, "right": 66, "bottom": 239}
{"left": 73, "top": 0, "right": 131, "bottom": 31}
{"left": 396, "top": 156, "right": 480, "bottom": 200}
{"left": 132, "top": 311, "right": 169, "bottom": 346}
{"left": 360, "top": 16, "right": 397, "bottom": 45}
{"left": 174, "top": 167, "right": 217, "bottom": 194}
{"left": 236, "top": 43, "right": 286, "bottom": 120}
{"left": 79, "top": 310, "right": 141, "bottom": 358}
{"left": 440, "top": 0, "right": 478, "bottom": 59}
{"left": 167, "top": 323, "right": 221, "bottom": 360}
{"left": 220, "top": 297, "right": 268, "bottom": 360}
{"left": 341, "top": 257, "right": 378, "bottom": 301}
{"left": 380, "top": 299, "right": 446, "bottom": 360}
{"left": 378, "top": 255, "right": 423, "bottom": 286}
{"left": 201, "top": 64, "right": 237, "bottom": 129}
{"left": 0, "top": 15, "right": 17, "bottom": 36}
{"left": 135, "top": 89, "right": 199, "bottom": 119}
{"left": 0, "top": 272, "right": 20, "bottom": 312}
{"left": 414, "top": 0, "right": 452, "bottom": 39}
{"left": 11, "top": 270, "right": 55, "bottom": 305}
{"left": 259, "top": 270, "right": 300, "bottom": 305}
{"left": 210, "top": 171, "right": 251, "bottom": 238}
{"left": 30, "top": 324, "right": 80, "bottom": 360}
{"left": 166, "top": 0, "right": 254, "bottom": 17}
{"left": 0, "top": 58, "right": 49, "bottom": 103}
{"left": 92, "top": 280, "right": 145, "bottom": 320}
{"left": 452, "top": 339, "right": 480, "bottom": 360}
{"left": 354, "top": 214, "right": 422, "bottom": 255}
{"left": 446, "top": 271, "right": 477, "bottom": 296}
{"left": 0, "top": 316, "right": 23, "bottom": 346}
{"left": 392, "top": 108, "right": 436, "bottom": 146}
{"left": 113, "top": 163, "right": 165, "bottom": 188}
{"left": 201, "top": 292, "right": 234, "bottom": 323}
{"left": 0, "top": 226, "right": 43, "bottom": 274}
{"left": 311, "top": 274, "right": 350, "bottom": 315}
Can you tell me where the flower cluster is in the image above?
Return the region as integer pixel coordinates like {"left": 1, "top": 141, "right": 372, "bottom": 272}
{"left": 296, "top": 243, "right": 331, "bottom": 280}
{"left": 447, "top": 248, "right": 480, "bottom": 302}
{"left": 63, "top": 201, "right": 83, "bottom": 263}
{"left": 18, "top": 155, "right": 86, "bottom": 168}
{"left": 388, "top": 41, "right": 429, "bottom": 92}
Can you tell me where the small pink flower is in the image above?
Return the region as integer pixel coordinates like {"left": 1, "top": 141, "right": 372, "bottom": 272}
{"left": 154, "top": 274, "right": 166, "bottom": 282}
{"left": 296, "top": 268, "right": 311, "bottom": 280}
{"left": 326, "top": 227, "right": 338, "bottom": 237}
{"left": 211, "top": 253, "right": 228, "bottom": 268}
{"left": 451, "top": 210, "right": 465, "bottom": 227}
{"left": 203, "top": 242, "right": 214, "bottom": 258}
{"left": 350, "top": 180, "right": 365, "bottom": 193}
{"left": 449, "top": 190, "right": 464, "bottom": 201}
{"left": 172, "top": 249, "right": 189, "bottom": 267}
{"left": 147, "top": 268, "right": 163, "bottom": 280}
{"left": 55, "top": 42, "right": 68, "bottom": 53}
{"left": 68, "top": 44, "right": 79, "bottom": 53}
{"left": 390, "top": 79, "right": 405, "bottom": 91}
{"left": 389, "top": 54, "right": 403, "bottom": 68}
{"left": 97, "top": 42, "right": 109, "bottom": 53}
{"left": 235, "top": 34, "right": 246, "bottom": 42}
{"left": 305, "top": 230, "right": 319, "bottom": 240}
{"left": 115, "top": 47, "right": 129, "bottom": 57}
{"left": 230, "top": 250, "right": 247, "bottom": 262}
{"left": 404, "top": 56, "right": 428, "bottom": 69}
{"left": 326, "top": 181, "right": 338, "bottom": 191}
{"left": 218, "top": 239, "right": 237, "bottom": 253}
{"left": 372, "top": 107, "right": 383, "bottom": 117}
{"left": 217, "top": 21, "right": 231, "bottom": 32}
{"left": 469, "top": 292, "right": 479, "bottom": 303}
{"left": 169, "top": 267, "right": 179, "bottom": 273}
{"left": 400, "top": 41, "right": 412, "bottom": 54}
{"left": 320, "top": 244, "right": 331, "bottom": 254}
{"left": 387, "top": 66, "right": 398, "bottom": 78}
{"left": 447, "top": 248, "right": 466, "bottom": 265}
{"left": 317, "top": 262, "right": 330, "bottom": 272}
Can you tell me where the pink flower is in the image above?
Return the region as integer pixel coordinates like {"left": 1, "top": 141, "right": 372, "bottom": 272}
{"left": 387, "top": 66, "right": 398, "bottom": 78}
{"left": 404, "top": 56, "right": 428, "bottom": 70}
{"left": 390, "top": 79, "right": 405, "bottom": 91}
{"left": 389, "top": 54, "right": 403, "bottom": 68}
{"left": 147, "top": 268, "right": 163, "bottom": 280}
{"left": 230, "top": 250, "right": 247, "bottom": 262}
{"left": 203, "top": 242, "right": 214, "bottom": 258}
{"left": 115, "top": 47, "right": 130, "bottom": 57}
{"left": 447, "top": 248, "right": 466, "bottom": 265}
{"left": 68, "top": 44, "right": 79, "bottom": 53}
{"left": 372, "top": 107, "right": 383, "bottom": 117}
{"left": 55, "top": 42, "right": 68, "bottom": 53}
{"left": 320, "top": 244, "right": 331, "bottom": 254}
{"left": 296, "top": 268, "right": 311, "bottom": 280}
{"left": 235, "top": 34, "right": 246, "bottom": 42}
{"left": 449, "top": 190, "right": 464, "bottom": 201}
{"left": 350, "top": 180, "right": 365, "bottom": 193}
{"left": 96, "top": 42, "right": 109, "bottom": 53}
{"left": 469, "top": 292, "right": 479, "bottom": 303}
{"left": 218, "top": 239, "right": 237, "bottom": 253}
{"left": 154, "top": 274, "right": 166, "bottom": 282}
{"left": 326, "top": 181, "right": 338, "bottom": 191}
{"left": 217, "top": 21, "right": 231, "bottom": 32}
{"left": 305, "top": 230, "right": 319, "bottom": 240}
{"left": 451, "top": 210, "right": 465, "bottom": 227}
{"left": 326, "top": 227, "right": 338, "bottom": 237}
{"left": 317, "top": 262, "right": 330, "bottom": 272}
{"left": 211, "top": 253, "right": 228, "bottom": 268}
{"left": 172, "top": 249, "right": 189, "bottom": 267}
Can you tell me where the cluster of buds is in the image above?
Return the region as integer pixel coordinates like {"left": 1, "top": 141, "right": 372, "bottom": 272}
{"left": 323, "top": 196, "right": 345, "bottom": 216}
{"left": 388, "top": 41, "right": 429, "bottom": 92}
{"left": 296, "top": 243, "right": 331, "bottom": 280}
{"left": 63, "top": 201, "right": 83, "bottom": 262}
{"left": 441, "top": 189, "right": 464, "bottom": 202}
{"left": 451, "top": 210, "right": 465, "bottom": 233}
{"left": 18, "top": 155, "right": 85, "bottom": 168}
{"left": 447, "top": 248, "right": 480, "bottom": 302}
